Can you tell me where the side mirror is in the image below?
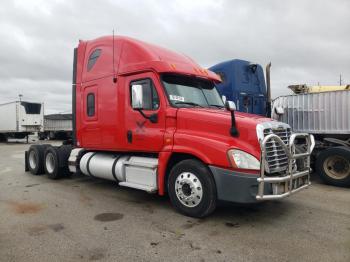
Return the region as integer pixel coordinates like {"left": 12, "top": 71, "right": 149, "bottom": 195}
{"left": 275, "top": 106, "right": 285, "bottom": 115}
{"left": 222, "top": 95, "right": 227, "bottom": 104}
{"left": 131, "top": 83, "right": 158, "bottom": 124}
{"left": 225, "top": 100, "right": 236, "bottom": 112}
{"left": 131, "top": 84, "right": 143, "bottom": 109}
{"left": 225, "top": 100, "right": 239, "bottom": 137}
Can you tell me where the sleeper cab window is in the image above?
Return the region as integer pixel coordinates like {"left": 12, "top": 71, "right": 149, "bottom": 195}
{"left": 130, "top": 79, "right": 160, "bottom": 110}
{"left": 87, "top": 93, "right": 95, "bottom": 117}
{"left": 87, "top": 49, "right": 101, "bottom": 71}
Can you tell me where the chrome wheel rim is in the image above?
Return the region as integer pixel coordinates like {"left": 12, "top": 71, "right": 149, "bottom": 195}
{"left": 323, "top": 156, "right": 350, "bottom": 180}
{"left": 28, "top": 150, "right": 37, "bottom": 170}
{"left": 175, "top": 172, "right": 203, "bottom": 207}
{"left": 45, "top": 152, "right": 55, "bottom": 174}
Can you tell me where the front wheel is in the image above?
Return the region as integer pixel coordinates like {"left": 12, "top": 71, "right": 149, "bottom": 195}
{"left": 315, "top": 146, "right": 350, "bottom": 187}
{"left": 168, "top": 159, "right": 217, "bottom": 218}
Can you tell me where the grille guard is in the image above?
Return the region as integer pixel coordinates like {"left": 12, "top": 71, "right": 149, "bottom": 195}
{"left": 256, "top": 133, "right": 315, "bottom": 200}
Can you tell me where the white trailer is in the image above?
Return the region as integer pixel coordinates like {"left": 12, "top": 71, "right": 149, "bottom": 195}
{"left": 272, "top": 90, "right": 350, "bottom": 187}
{"left": 0, "top": 101, "right": 44, "bottom": 142}
{"left": 38, "top": 114, "right": 72, "bottom": 140}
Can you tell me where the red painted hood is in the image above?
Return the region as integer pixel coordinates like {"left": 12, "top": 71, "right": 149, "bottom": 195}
{"left": 175, "top": 108, "right": 274, "bottom": 161}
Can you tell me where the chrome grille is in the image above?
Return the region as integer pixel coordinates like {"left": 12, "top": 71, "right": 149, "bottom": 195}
{"left": 263, "top": 127, "right": 292, "bottom": 174}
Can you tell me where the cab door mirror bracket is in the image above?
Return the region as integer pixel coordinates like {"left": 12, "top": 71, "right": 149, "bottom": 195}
{"left": 136, "top": 109, "right": 158, "bottom": 123}
{"left": 225, "top": 101, "right": 239, "bottom": 137}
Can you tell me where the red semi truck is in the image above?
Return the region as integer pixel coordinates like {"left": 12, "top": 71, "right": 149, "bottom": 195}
{"left": 25, "top": 36, "right": 315, "bottom": 217}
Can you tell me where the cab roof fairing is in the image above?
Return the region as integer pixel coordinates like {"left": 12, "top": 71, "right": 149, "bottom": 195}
{"left": 78, "top": 35, "right": 221, "bottom": 83}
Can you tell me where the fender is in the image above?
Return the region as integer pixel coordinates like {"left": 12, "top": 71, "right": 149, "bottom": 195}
{"left": 157, "top": 147, "right": 212, "bottom": 196}
{"left": 157, "top": 151, "right": 172, "bottom": 195}
{"left": 157, "top": 142, "right": 226, "bottom": 196}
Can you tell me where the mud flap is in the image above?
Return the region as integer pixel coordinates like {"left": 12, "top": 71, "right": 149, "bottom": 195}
{"left": 24, "top": 151, "right": 29, "bottom": 172}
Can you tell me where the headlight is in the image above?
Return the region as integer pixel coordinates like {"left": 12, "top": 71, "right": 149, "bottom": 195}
{"left": 227, "top": 149, "right": 260, "bottom": 170}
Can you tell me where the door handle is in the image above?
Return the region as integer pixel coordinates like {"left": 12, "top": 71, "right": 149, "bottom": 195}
{"left": 127, "top": 130, "right": 132, "bottom": 143}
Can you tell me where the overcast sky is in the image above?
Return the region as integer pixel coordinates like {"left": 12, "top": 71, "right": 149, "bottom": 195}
{"left": 1, "top": 0, "right": 349, "bottom": 114}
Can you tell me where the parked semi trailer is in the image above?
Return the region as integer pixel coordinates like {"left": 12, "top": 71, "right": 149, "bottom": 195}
{"left": 38, "top": 113, "right": 72, "bottom": 140}
{"left": 24, "top": 36, "right": 314, "bottom": 217}
{"left": 272, "top": 89, "right": 350, "bottom": 187}
{"left": 0, "top": 101, "right": 43, "bottom": 142}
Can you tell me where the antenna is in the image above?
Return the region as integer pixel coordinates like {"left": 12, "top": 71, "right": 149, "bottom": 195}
{"left": 112, "top": 29, "right": 117, "bottom": 83}
{"left": 339, "top": 74, "right": 342, "bottom": 85}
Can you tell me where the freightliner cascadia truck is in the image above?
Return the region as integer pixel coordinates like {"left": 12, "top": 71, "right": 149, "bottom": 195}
{"left": 24, "top": 36, "right": 315, "bottom": 217}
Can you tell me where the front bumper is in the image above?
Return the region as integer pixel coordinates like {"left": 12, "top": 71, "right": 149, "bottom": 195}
{"left": 210, "top": 133, "right": 315, "bottom": 203}
{"left": 209, "top": 166, "right": 265, "bottom": 203}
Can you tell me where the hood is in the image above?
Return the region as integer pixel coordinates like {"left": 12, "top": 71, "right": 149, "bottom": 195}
{"left": 176, "top": 108, "right": 274, "bottom": 159}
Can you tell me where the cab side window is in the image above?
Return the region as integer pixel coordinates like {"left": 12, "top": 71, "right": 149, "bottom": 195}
{"left": 87, "top": 93, "right": 95, "bottom": 116}
{"left": 130, "top": 79, "right": 159, "bottom": 110}
{"left": 87, "top": 49, "right": 101, "bottom": 71}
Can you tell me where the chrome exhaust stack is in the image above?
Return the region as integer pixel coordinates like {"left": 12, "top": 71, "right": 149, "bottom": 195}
{"left": 265, "top": 62, "right": 272, "bottom": 117}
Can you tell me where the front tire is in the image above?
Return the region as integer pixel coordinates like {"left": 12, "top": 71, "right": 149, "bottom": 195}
{"left": 168, "top": 159, "right": 217, "bottom": 218}
{"left": 316, "top": 146, "right": 350, "bottom": 187}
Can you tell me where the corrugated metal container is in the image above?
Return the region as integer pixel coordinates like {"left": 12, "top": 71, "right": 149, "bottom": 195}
{"left": 272, "top": 90, "right": 350, "bottom": 134}
{"left": 44, "top": 114, "right": 72, "bottom": 131}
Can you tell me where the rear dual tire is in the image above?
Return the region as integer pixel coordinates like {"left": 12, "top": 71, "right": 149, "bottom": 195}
{"left": 27, "top": 144, "right": 71, "bottom": 179}
{"left": 28, "top": 144, "right": 49, "bottom": 175}
{"left": 168, "top": 159, "right": 217, "bottom": 218}
{"left": 44, "top": 146, "right": 71, "bottom": 179}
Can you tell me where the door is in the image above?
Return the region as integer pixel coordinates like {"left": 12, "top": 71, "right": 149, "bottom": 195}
{"left": 80, "top": 84, "right": 101, "bottom": 146}
{"left": 124, "top": 73, "right": 166, "bottom": 152}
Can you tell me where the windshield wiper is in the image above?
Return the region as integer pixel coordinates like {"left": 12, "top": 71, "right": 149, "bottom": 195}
{"left": 174, "top": 101, "right": 204, "bottom": 107}
{"left": 209, "top": 104, "right": 224, "bottom": 108}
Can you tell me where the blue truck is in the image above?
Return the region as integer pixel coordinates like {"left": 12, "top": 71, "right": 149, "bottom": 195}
{"left": 209, "top": 59, "right": 271, "bottom": 116}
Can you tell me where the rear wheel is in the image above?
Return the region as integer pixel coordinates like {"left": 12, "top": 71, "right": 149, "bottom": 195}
{"left": 168, "top": 159, "right": 217, "bottom": 218}
{"left": 27, "top": 145, "right": 46, "bottom": 175}
{"left": 0, "top": 134, "right": 8, "bottom": 142}
{"left": 44, "top": 146, "right": 71, "bottom": 179}
{"left": 316, "top": 147, "right": 350, "bottom": 187}
{"left": 38, "top": 132, "right": 47, "bottom": 140}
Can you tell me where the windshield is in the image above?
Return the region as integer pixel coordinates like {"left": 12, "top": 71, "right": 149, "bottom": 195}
{"left": 161, "top": 74, "right": 224, "bottom": 108}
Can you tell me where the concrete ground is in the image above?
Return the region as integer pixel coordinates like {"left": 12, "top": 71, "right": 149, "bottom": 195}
{"left": 0, "top": 141, "right": 349, "bottom": 262}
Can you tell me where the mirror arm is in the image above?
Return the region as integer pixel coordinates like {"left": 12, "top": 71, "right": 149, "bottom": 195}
{"left": 230, "top": 111, "right": 239, "bottom": 137}
{"left": 136, "top": 109, "right": 158, "bottom": 123}
{"left": 224, "top": 100, "right": 239, "bottom": 137}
